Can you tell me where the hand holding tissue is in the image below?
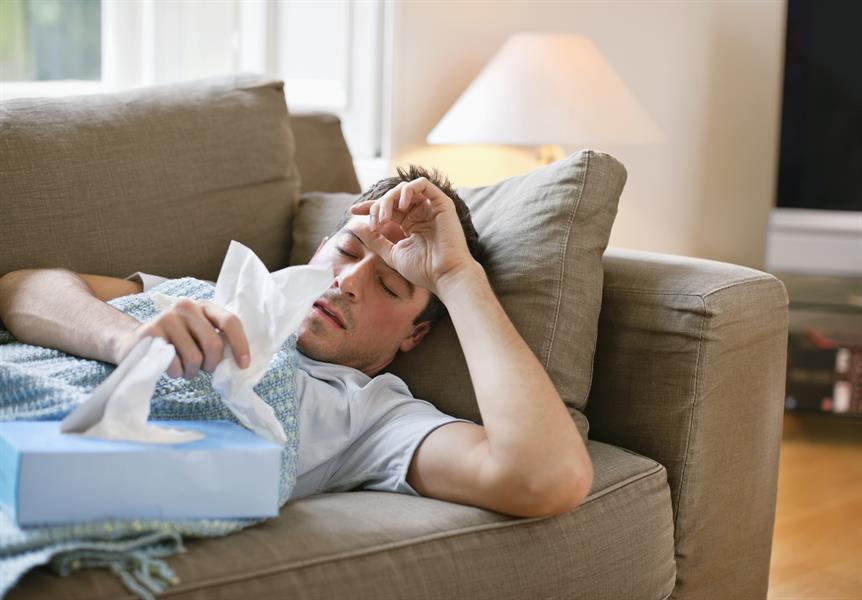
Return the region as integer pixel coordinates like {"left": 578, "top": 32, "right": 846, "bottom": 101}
{"left": 61, "top": 241, "right": 333, "bottom": 445}
{"left": 0, "top": 242, "right": 333, "bottom": 525}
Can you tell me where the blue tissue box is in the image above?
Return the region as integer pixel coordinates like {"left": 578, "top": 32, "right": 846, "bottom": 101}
{"left": 0, "top": 420, "right": 281, "bottom": 526}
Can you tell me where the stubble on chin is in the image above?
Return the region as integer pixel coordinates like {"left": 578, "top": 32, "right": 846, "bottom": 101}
{"left": 296, "top": 315, "right": 347, "bottom": 365}
{"left": 297, "top": 335, "right": 328, "bottom": 364}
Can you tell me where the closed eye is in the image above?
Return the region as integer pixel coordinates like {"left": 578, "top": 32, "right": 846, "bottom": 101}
{"left": 379, "top": 277, "right": 399, "bottom": 298}
{"left": 337, "top": 241, "right": 399, "bottom": 298}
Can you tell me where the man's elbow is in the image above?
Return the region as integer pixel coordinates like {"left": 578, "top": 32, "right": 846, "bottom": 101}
{"left": 505, "top": 458, "right": 594, "bottom": 518}
{"left": 534, "top": 462, "right": 593, "bottom": 517}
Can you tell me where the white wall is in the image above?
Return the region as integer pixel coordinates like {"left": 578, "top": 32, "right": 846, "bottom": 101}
{"left": 385, "top": 0, "right": 786, "bottom": 269}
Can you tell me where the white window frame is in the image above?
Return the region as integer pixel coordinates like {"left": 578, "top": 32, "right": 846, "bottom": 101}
{"left": 1, "top": 0, "right": 109, "bottom": 100}
{"left": 237, "top": 0, "right": 386, "bottom": 162}
{"left": 1, "top": 0, "right": 388, "bottom": 168}
{"left": 1, "top": 0, "right": 164, "bottom": 100}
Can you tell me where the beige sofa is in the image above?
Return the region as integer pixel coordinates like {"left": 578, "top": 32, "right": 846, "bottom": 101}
{"left": 0, "top": 76, "right": 788, "bottom": 599}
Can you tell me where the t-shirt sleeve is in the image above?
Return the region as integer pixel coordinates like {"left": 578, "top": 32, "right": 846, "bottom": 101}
{"left": 125, "top": 272, "right": 169, "bottom": 292}
{"left": 321, "top": 391, "right": 474, "bottom": 497}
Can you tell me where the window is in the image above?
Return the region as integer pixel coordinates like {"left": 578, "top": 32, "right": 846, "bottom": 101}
{"left": 238, "top": 0, "right": 386, "bottom": 161}
{"left": 0, "top": 0, "right": 101, "bottom": 81}
{"left": 0, "top": 0, "right": 386, "bottom": 164}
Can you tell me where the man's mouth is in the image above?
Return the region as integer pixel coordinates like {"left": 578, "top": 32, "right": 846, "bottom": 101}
{"left": 312, "top": 300, "right": 346, "bottom": 329}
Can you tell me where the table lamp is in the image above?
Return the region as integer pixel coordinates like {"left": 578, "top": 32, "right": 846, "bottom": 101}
{"left": 427, "top": 33, "right": 663, "bottom": 163}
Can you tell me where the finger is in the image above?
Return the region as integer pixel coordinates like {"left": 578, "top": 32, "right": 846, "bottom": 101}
{"left": 183, "top": 308, "right": 224, "bottom": 373}
{"left": 379, "top": 181, "right": 408, "bottom": 219}
{"left": 363, "top": 230, "right": 397, "bottom": 269}
{"left": 136, "top": 323, "right": 184, "bottom": 378}
{"left": 362, "top": 182, "right": 410, "bottom": 221}
{"left": 398, "top": 182, "right": 414, "bottom": 212}
{"left": 402, "top": 198, "right": 434, "bottom": 233}
{"left": 369, "top": 200, "right": 380, "bottom": 230}
{"left": 378, "top": 186, "right": 400, "bottom": 225}
{"left": 351, "top": 180, "right": 408, "bottom": 216}
{"left": 398, "top": 180, "right": 433, "bottom": 214}
{"left": 388, "top": 207, "right": 410, "bottom": 232}
{"left": 167, "top": 355, "right": 183, "bottom": 379}
{"left": 350, "top": 200, "right": 374, "bottom": 215}
{"left": 162, "top": 315, "right": 203, "bottom": 379}
{"left": 200, "top": 302, "right": 250, "bottom": 368}
{"left": 402, "top": 177, "right": 451, "bottom": 213}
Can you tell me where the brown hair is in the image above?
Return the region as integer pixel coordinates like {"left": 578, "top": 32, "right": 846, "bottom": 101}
{"left": 333, "top": 165, "right": 481, "bottom": 324}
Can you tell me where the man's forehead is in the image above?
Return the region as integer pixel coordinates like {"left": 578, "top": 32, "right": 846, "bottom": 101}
{"left": 339, "top": 216, "right": 417, "bottom": 298}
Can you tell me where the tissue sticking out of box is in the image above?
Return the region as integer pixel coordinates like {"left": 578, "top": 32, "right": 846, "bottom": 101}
{"left": 60, "top": 336, "right": 204, "bottom": 444}
{"left": 61, "top": 241, "right": 334, "bottom": 446}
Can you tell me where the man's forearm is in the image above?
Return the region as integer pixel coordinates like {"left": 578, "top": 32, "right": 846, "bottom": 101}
{"left": 436, "top": 262, "right": 591, "bottom": 490}
{"left": 0, "top": 269, "right": 138, "bottom": 364}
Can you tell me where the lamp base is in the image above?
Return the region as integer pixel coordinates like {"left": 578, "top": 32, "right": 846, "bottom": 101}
{"left": 536, "top": 144, "right": 565, "bottom": 164}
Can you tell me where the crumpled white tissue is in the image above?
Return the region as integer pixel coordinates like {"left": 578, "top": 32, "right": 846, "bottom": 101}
{"left": 61, "top": 240, "right": 334, "bottom": 445}
{"left": 60, "top": 336, "right": 199, "bottom": 443}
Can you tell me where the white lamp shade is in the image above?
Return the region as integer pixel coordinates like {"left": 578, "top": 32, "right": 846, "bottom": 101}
{"left": 427, "top": 33, "right": 663, "bottom": 147}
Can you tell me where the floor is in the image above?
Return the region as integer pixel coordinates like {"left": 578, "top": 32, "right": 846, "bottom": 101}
{"left": 767, "top": 412, "right": 862, "bottom": 599}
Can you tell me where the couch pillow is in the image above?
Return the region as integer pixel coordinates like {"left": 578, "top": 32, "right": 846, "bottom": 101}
{"left": 291, "top": 113, "right": 362, "bottom": 195}
{"left": 0, "top": 74, "right": 300, "bottom": 280}
{"left": 290, "top": 151, "right": 626, "bottom": 440}
{"left": 289, "top": 192, "right": 359, "bottom": 266}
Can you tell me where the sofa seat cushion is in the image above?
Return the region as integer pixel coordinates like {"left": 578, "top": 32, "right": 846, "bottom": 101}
{"left": 9, "top": 442, "right": 675, "bottom": 600}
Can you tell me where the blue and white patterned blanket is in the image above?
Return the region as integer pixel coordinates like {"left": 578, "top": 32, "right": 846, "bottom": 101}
{"left": 0, "top": 278, "right": 301, "bottom": 599}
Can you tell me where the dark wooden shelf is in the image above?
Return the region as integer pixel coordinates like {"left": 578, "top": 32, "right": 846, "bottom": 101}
{"left": 773, "top": 272, "right": 862, "bottom": 418}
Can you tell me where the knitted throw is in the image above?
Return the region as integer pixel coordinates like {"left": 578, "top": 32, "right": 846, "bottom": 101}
{"left": 0, "top": 278, "right": 301, "bottom": 599}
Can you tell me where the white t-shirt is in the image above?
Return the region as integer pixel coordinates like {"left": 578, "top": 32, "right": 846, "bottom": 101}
{"left": 127, "top": 272, "right": 473, "bottom": 501}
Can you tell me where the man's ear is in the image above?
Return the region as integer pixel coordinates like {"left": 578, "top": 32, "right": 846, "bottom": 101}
{"left": 399, "top": 321, "right": 433, "bottom": 353}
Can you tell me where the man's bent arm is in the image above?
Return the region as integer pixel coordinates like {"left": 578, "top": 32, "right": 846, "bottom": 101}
{"left": 436, "top": 263, "right": 593, "bottom": 506}
{"left": 354, "top": 177, "right": 593, "bottom": 512}
{"left": 0, "top": 269, "right": 139, "bottom": 364}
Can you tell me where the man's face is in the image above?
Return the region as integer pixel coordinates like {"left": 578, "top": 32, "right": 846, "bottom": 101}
{"left": 296, "top": 216, "right": 433, "bottom": 375}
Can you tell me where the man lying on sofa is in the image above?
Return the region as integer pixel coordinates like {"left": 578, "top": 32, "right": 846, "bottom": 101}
{"left": 0, "top": 167, "right": 592, "bottom": 519}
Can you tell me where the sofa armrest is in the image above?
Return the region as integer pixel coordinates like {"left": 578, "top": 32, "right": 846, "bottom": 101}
{"left": 585, "top": 247, "right": 788, "bottom": 599}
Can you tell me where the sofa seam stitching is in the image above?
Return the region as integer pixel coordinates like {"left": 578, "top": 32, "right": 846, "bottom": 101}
{"left": 701, "top": 275, "right": 782, "bottom": 299}
{"left": 578, "top": 461, "right": 665, "bottom": 505}
{"left": 672, "top": 294, "right": 706, "bottom": 531}
{"left": 165, "top": 463, "right": 668, "bottom": 594}
{"left": 603, "top": 275, "right": 775, "bottom": 299}
{"left": 604, "top": 289, "right": 708, "bottom": 298}
{"left": 543, "top": 150, "right": 589, "bottom": 375}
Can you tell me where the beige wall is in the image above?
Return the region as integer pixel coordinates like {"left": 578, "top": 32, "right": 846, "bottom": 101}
{"left": 386, "top": 0, "right": 786, "bottom": 269}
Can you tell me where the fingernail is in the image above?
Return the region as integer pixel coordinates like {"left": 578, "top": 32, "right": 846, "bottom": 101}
{"left": 239, "top": 354, "right": 250, "bottom": 368}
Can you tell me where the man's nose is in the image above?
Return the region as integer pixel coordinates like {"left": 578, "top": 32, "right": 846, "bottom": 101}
{"left": 334, "top": 258, "right": 375, "bottom": 300}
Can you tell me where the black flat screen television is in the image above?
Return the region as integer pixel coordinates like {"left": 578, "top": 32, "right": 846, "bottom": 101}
{"left": 776, "top": 0, "right": 861, "bottom": 213}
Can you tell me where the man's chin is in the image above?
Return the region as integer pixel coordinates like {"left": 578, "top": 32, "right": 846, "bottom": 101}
{"left": 296, "top": 331, "right": 335, "bottom": 364}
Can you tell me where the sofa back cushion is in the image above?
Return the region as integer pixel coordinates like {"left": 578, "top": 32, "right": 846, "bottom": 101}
{"left": 291, "top": 151, "right": 626, "bottom": 439}
{"left": 291, "top": 113, "right": 361, "bottom": 195}
{"left": 0, "top": 74, "right": 300, "bottom": 280}
{"left": 289, "top": 192, "right": 360, "bottom": 266}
